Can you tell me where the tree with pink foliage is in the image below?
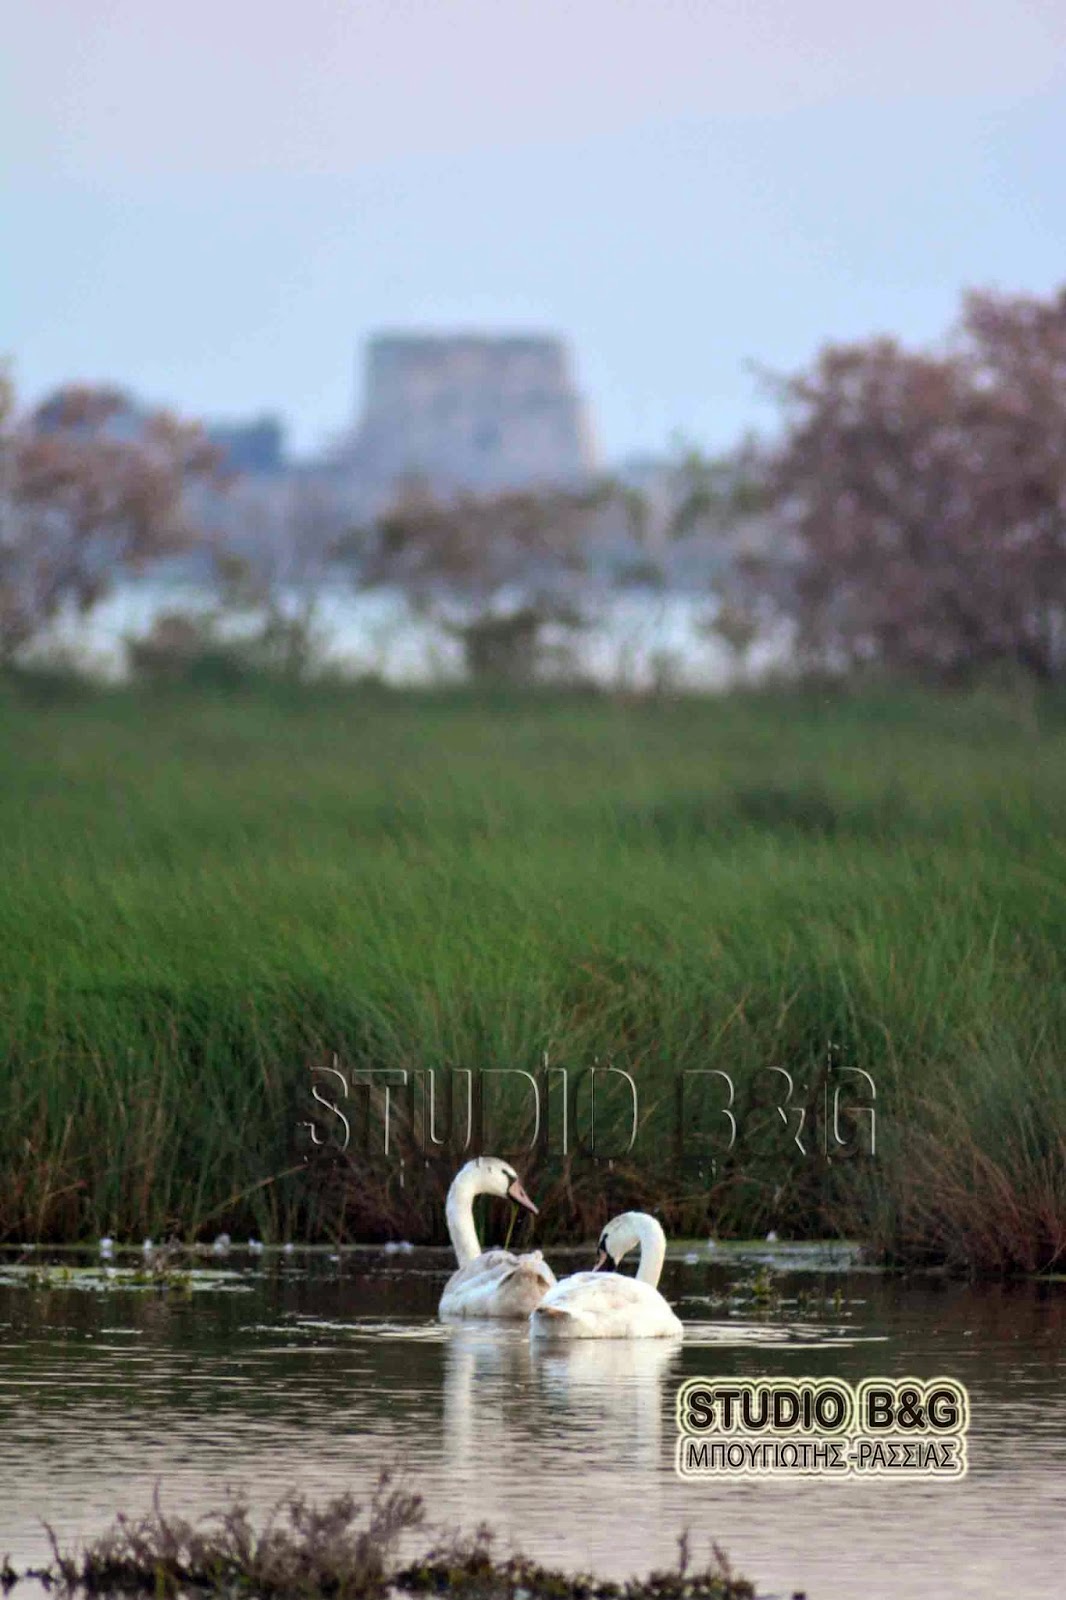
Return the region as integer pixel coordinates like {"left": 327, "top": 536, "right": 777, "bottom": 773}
{"left": 739, "top": 286, "right": 1066, "bottom": 682}
{"left": 0, "top": 380, "right": 219, "bottom": 665}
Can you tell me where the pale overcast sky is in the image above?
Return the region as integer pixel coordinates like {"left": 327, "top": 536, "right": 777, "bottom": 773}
{"left": 4, "top": 0, "right": 1064, "bottom": 460}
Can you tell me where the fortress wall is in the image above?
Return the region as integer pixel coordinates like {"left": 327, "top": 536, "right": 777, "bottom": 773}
{"left": 351, "top": 333, "right": 596, "bottom": 496}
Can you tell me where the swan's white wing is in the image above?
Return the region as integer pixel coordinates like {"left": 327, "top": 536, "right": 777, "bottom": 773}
{"left": 440, "top": 1248, "right": 556, "bottom": 1320}
{"left": 520, "top": 1249, "right": 557, "bottom": 1288}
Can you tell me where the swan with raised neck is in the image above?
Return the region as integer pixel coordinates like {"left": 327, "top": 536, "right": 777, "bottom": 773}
{"left": 445, "top": 1155, "right": 537, "bottom": 1266}
{"left": 438, "top": 1156, "right": 555, "bottom": 1319}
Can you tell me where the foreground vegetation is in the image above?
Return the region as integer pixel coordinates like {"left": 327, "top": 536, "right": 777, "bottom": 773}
{"left": 2, "top": 677, "right": 1065, "bottom": 1274}
{"left": 2, "top": 1474, "right": 755, "bottom": 1599}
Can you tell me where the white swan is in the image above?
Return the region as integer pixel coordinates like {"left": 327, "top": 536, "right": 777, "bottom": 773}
{"left": 438, "top": 1157, "right": 556, "bottom": 1320}
{"left": 529, "top": 1211, "right": 683, "bottom": 1339}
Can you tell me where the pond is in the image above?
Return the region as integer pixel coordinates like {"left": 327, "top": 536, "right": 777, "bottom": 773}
{"left": 0, "top": 1244, "right": 1061, "bottom": 1599}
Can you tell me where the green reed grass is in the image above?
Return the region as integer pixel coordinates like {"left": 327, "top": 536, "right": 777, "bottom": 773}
{"left": 2, "top": 677, "right": 1064, "bottom": 1271}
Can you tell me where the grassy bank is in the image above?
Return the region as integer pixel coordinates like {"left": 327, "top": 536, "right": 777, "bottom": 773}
{"left": 2, "top": 677, "right": 1065, "bottom": 1272}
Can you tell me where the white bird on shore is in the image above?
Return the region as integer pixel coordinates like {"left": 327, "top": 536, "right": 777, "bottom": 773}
{"left": 438, "top": 1157, "right": 556, "bottom": 1320}
{"left": 98, "top": 1237, "right": 114, "bottom": 1260}
{"left": 530, "top": 1212, "right": 683, "bottom": 1340}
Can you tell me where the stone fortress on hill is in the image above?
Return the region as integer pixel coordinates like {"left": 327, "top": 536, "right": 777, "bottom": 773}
{"left": 202, "top": 332, "right": 752, "bottom": 579}
{"left": 346, "top": 333, "right": 596, "bottom": 500}
{"left": 209, "top": 332, "right": 598, "bottom": 517}
{"left": 33, "top": 329, "right": 759, "bottom": 589}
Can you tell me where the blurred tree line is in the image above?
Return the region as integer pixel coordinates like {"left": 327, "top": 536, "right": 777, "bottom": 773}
{"left": 3, "top": 281, "right": 1065, "bottom": 688}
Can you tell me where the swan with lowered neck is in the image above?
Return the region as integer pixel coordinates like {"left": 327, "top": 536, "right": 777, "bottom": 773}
{"left": 529, "top": 1211, "right": 683, "bottom": 1339}
{"left": 438, "top": 1157, "right": 556, "bottom": 1320}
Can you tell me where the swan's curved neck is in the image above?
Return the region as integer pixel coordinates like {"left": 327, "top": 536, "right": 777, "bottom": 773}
{"left": 633, "top": 1216, "right": 667, "bottom": 1286}
{"left": 445, "top": 1169, "right": 483, "bottom": 1266}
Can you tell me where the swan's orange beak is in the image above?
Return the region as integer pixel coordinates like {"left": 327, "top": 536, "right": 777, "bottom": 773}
{"left": 507, "top": 1177, "right": 538, "bottom": 1214}
{"left": 594, "top": 1247, "right": 615, "bottom": 1272}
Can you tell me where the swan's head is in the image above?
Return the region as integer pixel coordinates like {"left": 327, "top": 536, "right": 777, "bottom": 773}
{"left": 457, "top": 1156, "right": 539, "bottom": 1214}
{"left": 594, "top": 1211, "right": 663, "bottom": 1271}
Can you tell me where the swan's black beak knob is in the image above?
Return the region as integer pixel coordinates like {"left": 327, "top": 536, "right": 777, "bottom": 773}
{"left": 507, "top": 1177, "right": 538, "bottom": 1214}
{"left": 594, "top": 1248, "right": 616, "bottom": 1272}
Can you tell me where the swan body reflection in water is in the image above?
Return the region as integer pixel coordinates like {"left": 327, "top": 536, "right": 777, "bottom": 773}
{"left": 442, "top": 1323, "right": 683, "bottom": 1534}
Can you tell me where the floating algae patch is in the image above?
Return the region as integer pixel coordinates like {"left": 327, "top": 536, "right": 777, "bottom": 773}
{"left": 669, "top": 1238, "right": 872, "bottom": 1272}
{"left": 0, "top": 1263, "right": 253, "bottom": 1294}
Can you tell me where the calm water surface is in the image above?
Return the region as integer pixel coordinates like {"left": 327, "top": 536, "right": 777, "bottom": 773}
{"left": 38, "top": 583, "right": 783, "bottom": 689}
{"left": 0, "top": 1246, "right": 1061, "bottom": 1600}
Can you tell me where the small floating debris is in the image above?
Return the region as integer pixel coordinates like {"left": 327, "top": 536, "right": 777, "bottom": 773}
{"left": 282, "top": 1242, "right": 295, "bottom": 1254}
{"left": 248, "top": 1238, "right": 264, "bottom": 1255}
{"left": 383, "top": 1241, "right": 415, "bottom": 1255}
{"left": 684, "top": 1252, "right": 700, "bottom": 1265}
